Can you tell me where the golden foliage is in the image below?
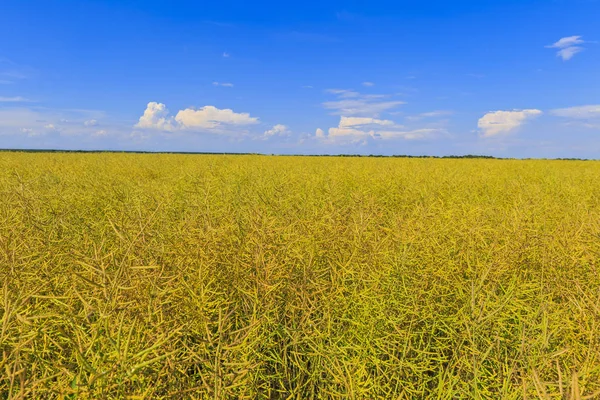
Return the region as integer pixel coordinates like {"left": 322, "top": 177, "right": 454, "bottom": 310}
{"left": 1, "top": 153, "right": 600, "bottom": 398}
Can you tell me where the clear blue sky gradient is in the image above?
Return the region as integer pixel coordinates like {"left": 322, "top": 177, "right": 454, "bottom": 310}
{"left": 0, "top": 0, "right": 599, "bottom": 157}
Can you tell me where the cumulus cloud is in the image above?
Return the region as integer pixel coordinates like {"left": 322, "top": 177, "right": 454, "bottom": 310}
{"left": 135, "top": 102, "right": 259, "bottom": 134}
{"left": 135, "top": 102, "right": 176, "bottom": 131}
{"left": 212, "top": 81, "right": 234, "bottom": 87}
{"left": 175, "top": 106, "right": 258, "bottom": 129}
{"left": 315, "top": 128, "right": 325, "bottom": 138}
{"left": 546, "top": 36, "right": 586, "bottom": 61}
{"left": 263, "top": 124, "right": 290, "bottom": 138}
{"left": 478, "top": 109, "right": 542, "bottom": 137}
{"left": 84, "top": 119, "right": 98, "bottom": 126}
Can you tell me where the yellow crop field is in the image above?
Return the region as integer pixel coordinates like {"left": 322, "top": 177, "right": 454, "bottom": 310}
{"left": 2, "top": 152, "right": 600, "bottom": 399}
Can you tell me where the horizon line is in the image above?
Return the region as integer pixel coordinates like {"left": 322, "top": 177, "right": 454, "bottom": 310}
{"left": 0, "top": 148, "right": 596, "bottom": 161}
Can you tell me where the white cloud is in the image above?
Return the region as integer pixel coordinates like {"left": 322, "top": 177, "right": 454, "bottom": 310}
{"left": 84, "top": 119, "right": 98, "bottom": 126}
{"left": 0, "top": 96, "right": 30, "bottom": 102}
{"left": 134, "top": 102, "right": 259, "bottom": 135}
{"left": 135, "top": 102, "right": 176, "bottom": 131}
{"left": 175, "top": 106, "right": 258, "bottom": 129}
{"left": 325, "top": 89, "right": 360, "bottom": 98}
{"left": 339, "top": 116, "right": 394, "bottom": 128}
{"left": 328, "top": 126, "right": 368, "bottom": 138}
{"left": 0, "top": 107, "right": 111, "bottom": 137}
{"left": 323, "top": 89, "right": 405, "bottom": 116}
{"left": 407, "top": 110, "right": 454, "bottom": 121}
{"left": 550, "top": 105, "right": 600, "bottom": 129}
{"left": 478, "top": 109, "right": 542, "bottom": 137}
{"left": 212, "top": 81, "right": 234, "bottom": 87}
{"left": 318, "top": 116, "right": 442, "bottom": 143}
{"left": 222, "top": 52, "right": 230, "bottom": 58}
{"left": 546, "top": 36, "right": 587, "bottom": 61}
{"left": 551, "top": 105, "right": 600, "bottom": 119}
{"left": 373, "top": 129, "right": 440, "bottom": 140}
{"left": 263, "top": 124, "right": 290, "bottom": 137}
{"left": 547, "top": 36, "right": 585, "bottom": 49}
{"left": 323, "top": 99, "right": 405, "bottom": 116}
{"left": 362, "top": 82, "right": 374, "bottom": 87}
{"left": 556, "top": 47, "right": 584, "bottom": 61}
{"left": 94, "top": 130, "right": 107, "bottom": 136}
{"left": 44, "top": 124, "right": 61, "bottom": 132}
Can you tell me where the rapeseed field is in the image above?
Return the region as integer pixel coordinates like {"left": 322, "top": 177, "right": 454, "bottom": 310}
{"left": 1, "top": 153, "right": 600, "bottom": 399}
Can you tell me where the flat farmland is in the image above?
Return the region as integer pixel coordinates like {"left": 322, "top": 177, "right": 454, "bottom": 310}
{"left": 1, "top": 153, "right": 600, "bottom": 399}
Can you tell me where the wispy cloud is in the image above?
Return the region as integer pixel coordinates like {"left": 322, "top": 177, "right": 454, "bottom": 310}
{"left": 317, "top": 116, "right": 444, "bottom": 144}
{"left": 407, "top": 110, "right": 454, "bottom": 121}
{"left": 323, "top": 89, "right": 404, "bottom": 116}
{"left": 339, "top": 116, "right": 395, "bottom": 128}
{"left": 551, "top": 105, "right": 600, "bottom": 119}
{"left": 362, "top": 82, "right": 374, "bottom": 87}
{"left": 325, "top": 89, "right": 360, "bottom": 98}
{"left": 0, "top": 107, "right": 108, "bottom": 137}
{"left": 551, "top": 105, "right": 600, "bottom": 128}
{"left": 546, "top": 36, "right": 587, "bottom": 61}
{"left": 547, "top": 36, "right": 585, "bottom": 49}
{"left": 478, "top": 109, "right": 542, "bottom": 137}
{"left": 213, "top": 81, "right": 234, "bottom": 87}
{"left": 0, "top": 58, "right": 36, "bottom": 82}
{"left": 0, "top": 96, "right": 31, "bottom": 102}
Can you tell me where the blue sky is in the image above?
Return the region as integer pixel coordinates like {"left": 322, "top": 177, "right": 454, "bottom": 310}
{"left": 0, "top": 0, "right": 599, "bottom": 157}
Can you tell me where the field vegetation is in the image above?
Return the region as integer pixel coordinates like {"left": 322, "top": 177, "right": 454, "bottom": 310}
{"left": 1, "top": 153, "right": 600, "bottom": 398}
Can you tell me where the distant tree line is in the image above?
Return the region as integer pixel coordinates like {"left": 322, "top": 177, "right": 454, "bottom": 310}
{"left": 0, "top": 148, "right": 594, "bottom": 160}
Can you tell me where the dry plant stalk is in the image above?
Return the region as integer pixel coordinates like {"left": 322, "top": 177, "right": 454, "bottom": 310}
{"left": 1, "top": 153, "right": 599, "bottom": 398}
